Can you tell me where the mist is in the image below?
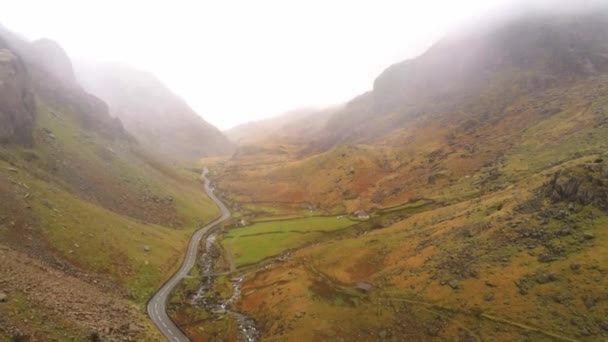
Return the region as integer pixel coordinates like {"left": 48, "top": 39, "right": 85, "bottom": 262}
{"left": 2, "top": 0, "right": 607, "bottom": 129}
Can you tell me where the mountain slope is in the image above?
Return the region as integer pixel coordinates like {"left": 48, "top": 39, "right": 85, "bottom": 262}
{"left": 225, "top": 106, "right": 340, "bottom": 145}
{"left": 76, "top": 63, "right": 234, "bottom": 160}
{"left": 0, "top": 27, "right": 220, "bottom": 340}
{"left": 217, "top": 10, "right": 608, "bottom": 212}
{"left": 209, "top": 10, "right": 608, "bottom": 340}
{"left": 314, "top": 11, "right": 608, "bottom": 150}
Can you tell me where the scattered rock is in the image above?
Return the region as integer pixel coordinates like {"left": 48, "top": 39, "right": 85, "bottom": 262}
{"left": 570, "top": 263, "right": 581, "bottom": 272}
{"left": 553, "top": 294, "right": 566, "bottom": 304}
{"left": 583, "top": 232, "right": 595, "bottom": 240}
{"left": 515, "top": 280, "right": 528, "bottom": 295}
{"left": 0, "top": 292, "right": 7, "bottom": 302}
{"left": 600, "top": 321, "right": 608, "bottom": 331}
{"left": 583, "top": 296, "right": 597, "bottom": 309}
{"left": 447, "top": 279, "right": 460, "bottom": 289}
{"left": 537, "top": 253, "right": 554, "bottom": 263}
{"left": 425, "top": 317, "right": 445, "bottom": 336}
{"left": 536, "top": 274, "right": 550, "bottom": 284}
{"left": 484, "top": 280, "right": 497, "bottom": 287}
{"left": 143, "top": 245, "right": 151, "bottom": 252}
{"left": 580, "top": 327, "right": 593, "bottom": 336}
{"left": 483, "top": 292, "right": 495, "bottom": 302}
{"left": 536, "top": 273, "right": 558, "bottom": 284}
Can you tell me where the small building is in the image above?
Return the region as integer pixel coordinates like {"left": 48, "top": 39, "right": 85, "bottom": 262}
{"left": 353, "top": 210, "right": 370, "bottom": 220}
{"left": 355, "top": 282, "right": 372, "bottom": 293}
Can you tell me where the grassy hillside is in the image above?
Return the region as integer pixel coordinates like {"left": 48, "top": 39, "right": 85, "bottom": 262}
{"left": 0, "top": 30, "right": 220, "bottom": 341}
{"left": 207, "top": 10, "right": 608, "bottom": 341}
{"left": 238, "top": 156, "right": 608, "bottom": 341}
{"left": 216, "top": 73, "right": 608, "bottom": 215}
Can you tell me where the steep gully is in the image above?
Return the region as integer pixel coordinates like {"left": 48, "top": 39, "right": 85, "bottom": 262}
{"left": 147, "top": 168, "right": 258, "bottom": 341}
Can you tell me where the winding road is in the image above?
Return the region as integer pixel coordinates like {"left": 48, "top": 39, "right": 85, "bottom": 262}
{"left": 147, "top": 168, "right": 231, "bottom": 341}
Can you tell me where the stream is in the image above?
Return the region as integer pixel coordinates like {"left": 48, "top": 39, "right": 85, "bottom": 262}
{"left": 191, "top": 232, "right": 260, "bottom": 342}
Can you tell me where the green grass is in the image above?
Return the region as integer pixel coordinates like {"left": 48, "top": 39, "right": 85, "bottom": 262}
{"left": 0, "top": 98, "right": 222, "bottom": 305}
{"left": 25, "top": 172, "right": 193, "bottom": 303}
{"left": 222, "top": 216, "right": 357, "bottom": 266}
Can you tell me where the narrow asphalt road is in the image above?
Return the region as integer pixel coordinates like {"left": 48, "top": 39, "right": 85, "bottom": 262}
{"left": 147, "top": 168, "right": 231, "bottom": 341}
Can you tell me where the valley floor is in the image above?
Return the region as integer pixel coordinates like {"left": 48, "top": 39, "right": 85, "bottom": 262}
{"left": 169, "top": 153, "right": 608, "bottom": 341}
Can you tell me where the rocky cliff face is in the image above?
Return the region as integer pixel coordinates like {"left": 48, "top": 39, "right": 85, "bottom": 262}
{"left": 0, "top": 38, "right": 36, "bottom": 145}
{"left": 0, "top": 29, "right": 129, "bottom": 145}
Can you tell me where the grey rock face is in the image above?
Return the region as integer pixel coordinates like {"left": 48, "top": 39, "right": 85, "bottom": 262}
{"left": 0, "top": 41, "right": 36, "bottom": 146}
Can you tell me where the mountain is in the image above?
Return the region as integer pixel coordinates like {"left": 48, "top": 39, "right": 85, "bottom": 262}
{"left": 219, "top": 10, "right": 608, "bottom": 210}
{"left": 208, "top": 9, "right": 608, "bottom": 340}
{"left": 313, "top": 11, "right": 608, "bottom": 150}
{"left": 76, "top": 63, "right": 234, "bottom": 160}
{"left": 225, "top": 106, "right": 340, "bottom": 145}
{"left": 0, "top": 26, "right": 220, "bottom": 340}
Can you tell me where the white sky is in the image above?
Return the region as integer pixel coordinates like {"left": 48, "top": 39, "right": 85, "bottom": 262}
{"left": 2, "top": 0, "right": 521, "bottom": 129}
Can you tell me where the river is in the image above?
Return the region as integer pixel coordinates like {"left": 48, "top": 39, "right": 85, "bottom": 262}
{"left": 191, "top": 232, "right": 260, "bottom": 342}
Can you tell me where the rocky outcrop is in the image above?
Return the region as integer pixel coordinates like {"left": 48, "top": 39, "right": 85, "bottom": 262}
{"left": 545, "top": 160, "right": 608, "bottom": 211}
{"left": 0, "top": 38, "right": 36, "bottom": 146}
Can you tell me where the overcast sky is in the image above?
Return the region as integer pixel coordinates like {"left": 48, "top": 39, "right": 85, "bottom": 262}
{"left": 1, "top": 0, "right": 563, "bottom": 129}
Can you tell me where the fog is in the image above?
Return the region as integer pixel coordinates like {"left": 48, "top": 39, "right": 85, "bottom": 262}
{"left": 1, "top": 0, "right": 604, "bottom": 129}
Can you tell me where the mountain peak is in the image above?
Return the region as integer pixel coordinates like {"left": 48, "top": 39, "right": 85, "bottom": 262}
{"left": 29, "top": 38, "right": 76, "bottom": 85}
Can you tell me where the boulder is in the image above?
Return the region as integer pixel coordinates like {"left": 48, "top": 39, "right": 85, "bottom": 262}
{"left": 583, "top": 296, "right": 596, "bottom": 309}
{"left": 0, "top": 292, "right": 7, "bottom": 302}
{"left": 583, "top": 232, "right": 595, "bottom": 240}
{"left": 448, "top": 279, "right": 460, "bottom": 289}
{"left": 536, "top": 273, "right": 558, "bottom": 284}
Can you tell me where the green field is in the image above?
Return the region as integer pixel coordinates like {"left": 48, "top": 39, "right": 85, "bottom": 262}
{"left": 222, "top": 216, "right": 357, "bottom": 266}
